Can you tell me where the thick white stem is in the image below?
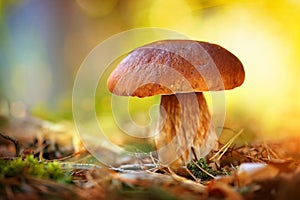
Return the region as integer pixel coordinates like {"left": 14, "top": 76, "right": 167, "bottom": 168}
{"left": 155, "top": 92, "right": 217, "bottom": 171}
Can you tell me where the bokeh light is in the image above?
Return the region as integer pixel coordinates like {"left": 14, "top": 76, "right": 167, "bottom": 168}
{"left": 1, "top": 0, "right": 300, "bottom": 143}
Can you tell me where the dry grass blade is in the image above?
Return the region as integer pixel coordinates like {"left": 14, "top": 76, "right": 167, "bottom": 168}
{"left": 210, "top": 129, "right": 244, "bottom": 161}
{"left": 0, "top": 132, "right": 20, "bottom": 156}
{"left": 185, "top": 167, "right": 200, "bottom": 182}
{"left": 192, "top": 160, "right": 216, "bottom": 179}
{"left": 149, "top": 151, "right": 159, "bottom": 167}
{"left": 48, "top": 151, "right": 83, "bottom": 161}
{"left": 157, "top": 167, "right": 207, "bottom": 193}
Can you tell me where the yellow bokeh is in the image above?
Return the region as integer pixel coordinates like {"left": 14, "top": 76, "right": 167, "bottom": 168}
{"left": 1, "top": 0, "right": 300, "bottom": 142}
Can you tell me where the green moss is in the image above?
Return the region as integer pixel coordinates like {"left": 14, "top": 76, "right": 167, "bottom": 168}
{"left": 0, "top": 155, "right": 71, "bottom": 183}
{"left": 187, "top": 158, "right": 229, "bottom": 182}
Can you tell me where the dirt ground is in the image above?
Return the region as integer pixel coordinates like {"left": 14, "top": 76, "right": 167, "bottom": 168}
{"left": 1, "top": 115, "right": 300, "bottom": 200}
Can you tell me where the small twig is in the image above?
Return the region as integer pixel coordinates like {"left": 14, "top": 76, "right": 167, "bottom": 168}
{"left": 60, "top": 162, "right": 157, "bottom": 174}
{"left": 191, "top": 147, "right": 198, "bottom": 161}
{"left": 149, "top": 151, "right": 159, "bottom": 166}
{"left": 185, "top": 167, "right": 200, "bottom": 183}
{"left": 192, "top": 160, "right": 216, "bottom": 179}
{"left": 0, "top": 132, "right": 21, "bottom": 156}
{"left": 60, "top": 162, "right": 102, "bottom": 170}
{"left": 148, "top": 152, "right": 160, "bottom": 172}
{"left": 112, "top": 163, "right": 157, "bottom": 172}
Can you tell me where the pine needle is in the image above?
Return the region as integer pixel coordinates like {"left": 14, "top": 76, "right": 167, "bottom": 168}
{"left": 210, "top": 129, "right": 244, "bottom": 161}
{"left": 263, "top": 142, "right": 280, "bottom": 160}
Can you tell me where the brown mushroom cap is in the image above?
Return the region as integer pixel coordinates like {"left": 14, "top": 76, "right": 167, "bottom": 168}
{"left": 107, "top": 40, "right": 245, "bottom": 97}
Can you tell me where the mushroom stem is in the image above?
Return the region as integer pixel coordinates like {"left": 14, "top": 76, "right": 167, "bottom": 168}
{"left": 155, "top": 92, "right": 217, "bottom": 171}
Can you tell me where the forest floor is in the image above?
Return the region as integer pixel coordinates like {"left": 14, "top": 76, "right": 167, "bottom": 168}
{"left": 1, "top": 115, "right": 300, "bottom": 200}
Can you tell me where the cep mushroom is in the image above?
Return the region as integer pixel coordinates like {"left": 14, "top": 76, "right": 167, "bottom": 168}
{"left": 107, "top": 40, "right": 245, "bottom": 172}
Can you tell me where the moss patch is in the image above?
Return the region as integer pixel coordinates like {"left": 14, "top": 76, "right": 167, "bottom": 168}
{"left": 0, "top": 155, "right": 71, "bottom": 183}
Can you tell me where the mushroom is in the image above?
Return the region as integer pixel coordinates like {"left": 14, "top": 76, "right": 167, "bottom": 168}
{"left": 107, "top": 40, "right": 245, "bottom": 172}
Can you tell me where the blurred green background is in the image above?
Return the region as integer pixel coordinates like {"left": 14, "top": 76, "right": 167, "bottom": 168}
{"left": 1, "top": 0, "right": 300, "bottom": 146}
